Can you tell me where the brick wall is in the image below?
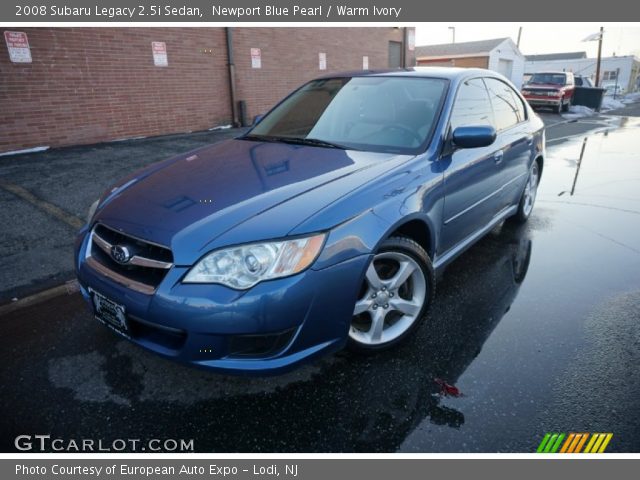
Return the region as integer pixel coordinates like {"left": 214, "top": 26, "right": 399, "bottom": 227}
{"left": 0, "top": 28, "right": 231, "bottom": 153}
{"left": 0, "top": 27, "right": 414, "bottom": 154}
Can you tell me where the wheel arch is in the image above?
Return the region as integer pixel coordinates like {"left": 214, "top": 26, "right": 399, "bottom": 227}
{"left": 535, "top": 154, "right": 544, "bottom": 180}
{"left": 381, "top": 216, "right": 436, "bottom": 260}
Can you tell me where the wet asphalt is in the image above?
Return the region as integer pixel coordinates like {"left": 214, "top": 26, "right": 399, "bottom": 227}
{"left": 1, "top": 114, "right": 639, "bottom": 452}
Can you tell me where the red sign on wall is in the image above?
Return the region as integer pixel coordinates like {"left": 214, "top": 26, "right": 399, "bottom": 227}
{"left": 251, "top": 48, "right": 261, "bottom": 69}
{"left": 4, "top": 31, "right": 32, "bottom": 63}
{"left": 152, "top": 41, "right": 168, "bottom": 67}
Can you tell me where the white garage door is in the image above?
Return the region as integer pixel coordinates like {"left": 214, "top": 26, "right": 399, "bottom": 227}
{"left": 497, "top": 59, "right": 513, "bottom": 80}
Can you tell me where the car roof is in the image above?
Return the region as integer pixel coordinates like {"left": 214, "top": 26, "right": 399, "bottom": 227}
{"left": 315, "top": 67, "right": 493, "bottom": 81}
{"left": 531, "top": 71, "right": 569, "bottom": 74}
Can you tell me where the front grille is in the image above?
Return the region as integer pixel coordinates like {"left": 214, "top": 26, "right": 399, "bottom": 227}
{"left": 87, "top": 224, "right": 174, "bottom": 294}
{"left": 525, "top": 89, "right": 557, "bottom": 96}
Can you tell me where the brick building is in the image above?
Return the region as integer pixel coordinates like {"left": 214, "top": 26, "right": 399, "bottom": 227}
{"left": 0, "top": 27, "right": 415, "bottom": 154}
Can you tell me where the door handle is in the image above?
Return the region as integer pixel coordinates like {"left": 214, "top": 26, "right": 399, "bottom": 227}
{"left": 493, "top": 151, "right": 504, "bottom": 164}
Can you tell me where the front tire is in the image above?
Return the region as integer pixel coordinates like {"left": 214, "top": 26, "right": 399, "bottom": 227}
{"left": 348, "top": 236, "right": 435, "bottom": 353}
{"left": 510, "top": 160, "right": 540, "bottom": 224}
{"left": 555, "top": 98, "right": 563, "bottom": 114}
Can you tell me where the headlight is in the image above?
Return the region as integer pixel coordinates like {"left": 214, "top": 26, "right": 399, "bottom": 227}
{"left": 86, "top": 199, "right": 99, "bottom": 224}
{"left": 183, "top": 233, "right": 326, "bottom": 289}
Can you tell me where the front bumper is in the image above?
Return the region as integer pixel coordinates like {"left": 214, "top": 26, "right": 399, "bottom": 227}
{"left": 74, "top": 229, "right": 370, "bottom": 375}
{"left": 524, "top": 96, "right": 562, "bottom": 107}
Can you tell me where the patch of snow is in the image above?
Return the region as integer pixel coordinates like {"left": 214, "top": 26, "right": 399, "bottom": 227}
{"left": 111, "top": 135, "right": 147, "bottom": 142}
{"left": 0, "top": 146, "right": 49, "bottom": 157}
{"left": 601, "top": 97, "right": 626, "bottom": 111}
{"left": 562, "top": 105, "right": 595, "bottom": 120}
{"left": 209, "top": 124, "right": 232, "bottom": 131}
{"left": 622, "top": 92, "right": 640, "bottom": 104}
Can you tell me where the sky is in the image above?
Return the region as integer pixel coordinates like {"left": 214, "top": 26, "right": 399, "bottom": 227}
{"left": 415, "top": 23, "right": 640, "bottom": 58}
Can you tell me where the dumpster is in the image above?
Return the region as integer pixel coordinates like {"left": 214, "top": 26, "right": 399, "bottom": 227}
{"left": 573, "top": 87, "right": 606, "bottom": 111}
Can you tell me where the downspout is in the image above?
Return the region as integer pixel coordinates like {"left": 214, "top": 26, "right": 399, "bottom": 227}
{"left": 402, "top": 27, "right": 407, "bottom": 68}
{"left": 225, "top": 27, "right": 239, "bottom": 127}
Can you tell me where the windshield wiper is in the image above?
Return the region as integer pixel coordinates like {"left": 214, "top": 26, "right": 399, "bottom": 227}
{"left": 240, "top": 134, "right": 356, "bottom": 151}
{"left": 240, "top": 134, "right": 281, "bottom": 143}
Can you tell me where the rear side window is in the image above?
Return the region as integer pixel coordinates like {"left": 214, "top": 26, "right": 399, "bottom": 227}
{"left": 484, "top": 78, "right": 527, "bottom": 131}
{"left": 449, "top": 78, "right": 494, "bottom": 131}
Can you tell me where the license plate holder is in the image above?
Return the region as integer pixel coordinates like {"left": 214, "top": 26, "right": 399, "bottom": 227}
{"left": 89, "top": 288, "right": 129, "bottom": 334}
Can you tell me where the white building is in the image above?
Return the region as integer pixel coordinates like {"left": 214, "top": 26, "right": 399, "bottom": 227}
{"left": 524, "top": 53, "right": 640, "bottom": 93}
{"left": 415, "top": 38, "right": 525, "bottom": 88}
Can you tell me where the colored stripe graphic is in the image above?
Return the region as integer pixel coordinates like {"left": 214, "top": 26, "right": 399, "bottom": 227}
{"left": 537, "top": 433, "right": 551, "bottom": 453}
{"left": 574, "top": 433, "right": 589, "bottom": 453}
{"left": 597, "top": 433, "right": 613, "bottom": 453}
{"left": 544, "top": 434, "right": 559, "bottom": 453}
{"left": 584, "top": 434, "right": 598, "bottom": 453}
{"left": 560, "top": 433, "right": 575, "bottom": 453}
{"left": 537, "top": 433, "right": 612, "bottom": 453}
{"left": 549, "top": 433, "right": 565, "bottom": 453}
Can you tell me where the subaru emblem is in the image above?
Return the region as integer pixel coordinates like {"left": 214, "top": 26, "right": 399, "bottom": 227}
{"left": 110, "top": 245, "right": 131, "bottom": 264}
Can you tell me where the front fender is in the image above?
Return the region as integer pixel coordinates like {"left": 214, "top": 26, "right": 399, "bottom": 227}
{"left": 311, "top": 210, "right": 390, "bottom": 270}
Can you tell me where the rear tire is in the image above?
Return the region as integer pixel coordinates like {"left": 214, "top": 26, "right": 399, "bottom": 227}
{"left": 347, "top": 236, "right": 435, "bottom": 353}
{"left": 510, "top": 160, "right": 540, "bottom": 224}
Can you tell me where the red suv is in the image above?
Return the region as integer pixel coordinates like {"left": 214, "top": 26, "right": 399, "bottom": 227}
{"left": 522, "top": 72, "right": 575, "bottom": 113}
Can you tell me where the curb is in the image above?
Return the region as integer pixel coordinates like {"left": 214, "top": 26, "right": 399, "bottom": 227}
{"left": 0, "top": 280, "right": 80, "bottom": 316}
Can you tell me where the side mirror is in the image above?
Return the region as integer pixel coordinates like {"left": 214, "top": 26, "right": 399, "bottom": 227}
{"left": 452, "top": 125, "right": 497, "bottom": 149}
{"left": 252, "top": 114, "right": 264, "bottom": 126}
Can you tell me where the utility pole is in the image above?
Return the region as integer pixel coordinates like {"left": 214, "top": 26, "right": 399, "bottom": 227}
{"left": 595, "top": 26, "right": 604, "bottom": 87}
{"left": 517, "top": 26, "right": 523, "bottom": 48}
{"left": 448, "top": 26, "right": 455, "bottom": 44}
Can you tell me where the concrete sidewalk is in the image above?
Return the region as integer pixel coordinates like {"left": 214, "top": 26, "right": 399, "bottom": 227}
{"left": 0, "top": 127, "right": 247, "bottom": 303}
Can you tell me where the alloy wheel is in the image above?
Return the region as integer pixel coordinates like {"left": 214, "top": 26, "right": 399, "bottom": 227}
{"left": 522, "top": 162, "right": 539, "bottom": 217}
{"left": 350, "top": 251, "right": 427, "bottom": 346}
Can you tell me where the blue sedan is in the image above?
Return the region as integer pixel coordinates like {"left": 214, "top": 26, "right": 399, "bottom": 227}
{"left": 75, "top": 68, "right": 544, "bottom": 374}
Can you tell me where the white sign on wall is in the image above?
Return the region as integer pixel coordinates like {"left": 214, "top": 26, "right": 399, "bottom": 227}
{"left": 319, "top": 52, "right": 327, "bottom": 71}
{"left": 363, "top": 56, "right": 369, "bottom": 70}
{"left": 408, "top": 30, "right": 415, "bottom": 52}
{"left": 251, "top": 48, "right": 261, "bottom": 69}
{"left": 4, "top": 31, "right": 32, "bottom": 63}
{"left": 152, "top": 41, "right": 168, "bottom": 67}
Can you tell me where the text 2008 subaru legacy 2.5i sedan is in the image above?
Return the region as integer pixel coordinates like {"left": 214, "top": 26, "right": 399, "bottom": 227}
{"left": 75, "top": 68, "right": 544, "bottom": 374}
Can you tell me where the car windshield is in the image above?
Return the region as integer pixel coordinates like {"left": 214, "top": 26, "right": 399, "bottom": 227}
{"left": 245, "top": 76, "right": 448, "bottom": 154}
{"left": 529, "top": 73, "right": 567, "bottom": 85}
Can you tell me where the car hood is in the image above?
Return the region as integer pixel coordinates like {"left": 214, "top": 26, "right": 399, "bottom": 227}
{"left": 93, "top": 138, "right": 409, "bottom": 264}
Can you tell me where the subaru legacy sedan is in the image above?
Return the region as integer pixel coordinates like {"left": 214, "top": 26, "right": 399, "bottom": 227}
{"left": 75, "top": 68, "right": 544, "bottom": 374}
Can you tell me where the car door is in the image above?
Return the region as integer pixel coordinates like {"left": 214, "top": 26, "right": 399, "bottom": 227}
{"left": 483, "top": 78, "right": 532, "bottom": 209}
{"left": 439, "top": 77, "right": 504, "bottom": 256}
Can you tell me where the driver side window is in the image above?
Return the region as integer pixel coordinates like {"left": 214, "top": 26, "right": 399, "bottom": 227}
{"left": 449, "top": 78, "right": 494, "bottom": 131}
